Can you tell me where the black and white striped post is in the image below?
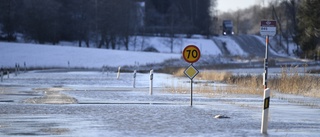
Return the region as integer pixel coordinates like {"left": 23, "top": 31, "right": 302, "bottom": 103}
{"left": 261, "top": 35, "right": 270, "bottom": 134}
{"left": 261, "top": 88, "right": 270, "bottom": 133}
{"left": 260, "top": 20, "right": 276, "bottom": 134}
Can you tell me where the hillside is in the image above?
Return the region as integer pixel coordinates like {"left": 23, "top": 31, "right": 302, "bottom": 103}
{"left": 0, "top": 35, "right": 297, "bottom": 70}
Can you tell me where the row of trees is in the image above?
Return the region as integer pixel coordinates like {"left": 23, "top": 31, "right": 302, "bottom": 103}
{"left": 0, "top": 0, "right": 216, "bottom": 50}
{"left": 144, "top": 0, "right": 214, "bottom": 37}
{"left": 218, "top": 0, "right": 319, "bottom": 58}
{"left": 295, "top": 0, "right": 320, "bottom": 57}
{"left": 0, "top": 0, "right": 140, "bottom": 49}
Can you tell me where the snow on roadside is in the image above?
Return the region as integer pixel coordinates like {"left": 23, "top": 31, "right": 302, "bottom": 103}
{"left": 216, "top": 36, "right": 248, "bottom": 56}
{"left": 0, "top": 36, "right": 225, "bottom": 68}
{"left": 253, "top": 35, "right": 297, "bottom": 57}
{"left": 128, "top": 36, "right": 222, "bottom": 55}
{"left": 0, "top": 42, "right": 181, "bottom": 68}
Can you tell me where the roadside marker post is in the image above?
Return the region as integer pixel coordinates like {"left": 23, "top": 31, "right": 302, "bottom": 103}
{"left": 0, "top": 70, "right": 3, "bottom": 82}
{"left": 261, "top": 88, "right": 270, "bottom": 133}
{"left": 17, "top": 64, "right": 20, "bottom": 74}
{"left": 149, "top": 69, "right": 153, "bottom": 95}
{"left": 15, "top": 63, "right": 17, "bottom": 76}
{"left": 24, "top": 62, "right": 26, "bottom": 73}
{"left": 263, "top": 35, "right": 269, "bottom": 88}
{"left": 182, "top": 45, "right": 201, "bottom": 106}
{"left": 117, "top": 66, "right": 121, "bottom": 79}
{"left": 260, "top": 20, "right": 276, "bottom": 134}
{"left": 133, "top": 70, "right": 137, "bottom": 88}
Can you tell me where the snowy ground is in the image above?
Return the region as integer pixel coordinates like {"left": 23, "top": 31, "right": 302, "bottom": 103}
{"left": 1, "top": 35, "right": 303, "bottom": 69}
{"left": 0, "top": 42, "right": 181, "bottom": 68}
{"left": 0, "top": 70, "right": 319, "bottom": 136}
{"left": 0, "top": 36, "right": 319, "bottom": 136}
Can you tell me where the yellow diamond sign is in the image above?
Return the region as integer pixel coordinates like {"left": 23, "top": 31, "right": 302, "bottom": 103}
{"left": 184, "top": 65, "right": 199, "bottom": 80}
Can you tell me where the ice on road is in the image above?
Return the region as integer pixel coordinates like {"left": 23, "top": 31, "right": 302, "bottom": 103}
{"left": 0, "top": 71, "right": 319, "bottom": 137}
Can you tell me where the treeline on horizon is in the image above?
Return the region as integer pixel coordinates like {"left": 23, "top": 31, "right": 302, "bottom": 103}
{"left": 0, "top": 0, "right": 319, "bottom": 58}
{"left": 0, "top": 0, "right": 215, "bottom": 49}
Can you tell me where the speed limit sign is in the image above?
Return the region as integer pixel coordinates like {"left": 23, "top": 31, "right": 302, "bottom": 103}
{"left": 183, "top": 45, "right": 201, "bottom": 63}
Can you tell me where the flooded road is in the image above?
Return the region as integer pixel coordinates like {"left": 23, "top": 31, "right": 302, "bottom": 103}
{"left": 0, "top": 70, "right": 319, "bottom": 136}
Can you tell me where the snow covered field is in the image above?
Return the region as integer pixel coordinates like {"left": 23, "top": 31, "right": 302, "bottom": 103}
{"left": 0, "top": 42, "right": 181, "bottom": 68}
{"left": 1, "top": 35, "right": 290, "bottom": 69}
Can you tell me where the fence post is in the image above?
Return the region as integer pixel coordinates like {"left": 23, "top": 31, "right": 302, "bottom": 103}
{"left": 149, "top": 69, "right": 153, "bottom": 95}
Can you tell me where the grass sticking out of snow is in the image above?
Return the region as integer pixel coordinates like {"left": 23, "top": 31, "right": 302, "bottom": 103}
{"left": 170, "top": 67, "right": 320, "bottom": 98}
{"left": 270, "top": 65, "right": 320, "bottom": 98}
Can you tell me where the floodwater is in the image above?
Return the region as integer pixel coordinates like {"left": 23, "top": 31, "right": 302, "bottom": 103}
{"left": 0, "top": 70, "right": 319, "bottom": 137}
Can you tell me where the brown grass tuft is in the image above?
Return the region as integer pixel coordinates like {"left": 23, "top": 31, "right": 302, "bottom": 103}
{"left": 167, "top": 67, "right": 320, "bottom": 98}
{"left": 198, "top": 71, "right": 232, "bottom": 82}
{"left": 270, "top": 66, "right": 320, "bottom": 97}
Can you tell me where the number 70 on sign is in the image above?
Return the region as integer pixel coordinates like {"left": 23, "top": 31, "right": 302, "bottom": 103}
{"left": 183, "top": 45, "right": 201, "bottom": 63}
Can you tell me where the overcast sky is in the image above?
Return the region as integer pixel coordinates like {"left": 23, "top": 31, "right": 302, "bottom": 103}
{"left": 216, "top": 0, "right": 261, "bottom": 13}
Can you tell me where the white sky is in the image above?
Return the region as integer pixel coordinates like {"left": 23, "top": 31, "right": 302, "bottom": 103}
{"left": 216, "top": 0, "right": 261, "bottom": 13}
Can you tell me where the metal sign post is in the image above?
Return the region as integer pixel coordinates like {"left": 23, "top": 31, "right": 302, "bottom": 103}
{"left": 190, "top": 79, "right": 193, "bottom": 106}
{"left": 261, "top": 35, "right": 270, "bottom": 134}
{"left": 184, "top": 64, "right": 199, "bottom": 106}
{"left": 182, "top": 45, "right": 201, "bottom": 106}
{"left": 263, "top": 35, "right": 269, "bottom": 89}
{"left": 260, "top": 20, "right": 276, "bottom": 134}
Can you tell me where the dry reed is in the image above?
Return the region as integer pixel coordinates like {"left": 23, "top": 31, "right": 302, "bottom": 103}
{"left": 170, "top": 67, "right": 319, "bottom": 98}
{"left": 270, "top": 65, "right": 320, "bottom": 97}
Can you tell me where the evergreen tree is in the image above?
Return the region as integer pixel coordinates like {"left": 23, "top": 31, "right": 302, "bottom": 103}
{"left": 296, "top": 0, "right": 320, "bottom": 57}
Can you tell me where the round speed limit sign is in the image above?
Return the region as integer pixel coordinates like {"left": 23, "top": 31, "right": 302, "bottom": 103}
{"left": 183, "top": 45, "right": 201, "bottom": 63}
